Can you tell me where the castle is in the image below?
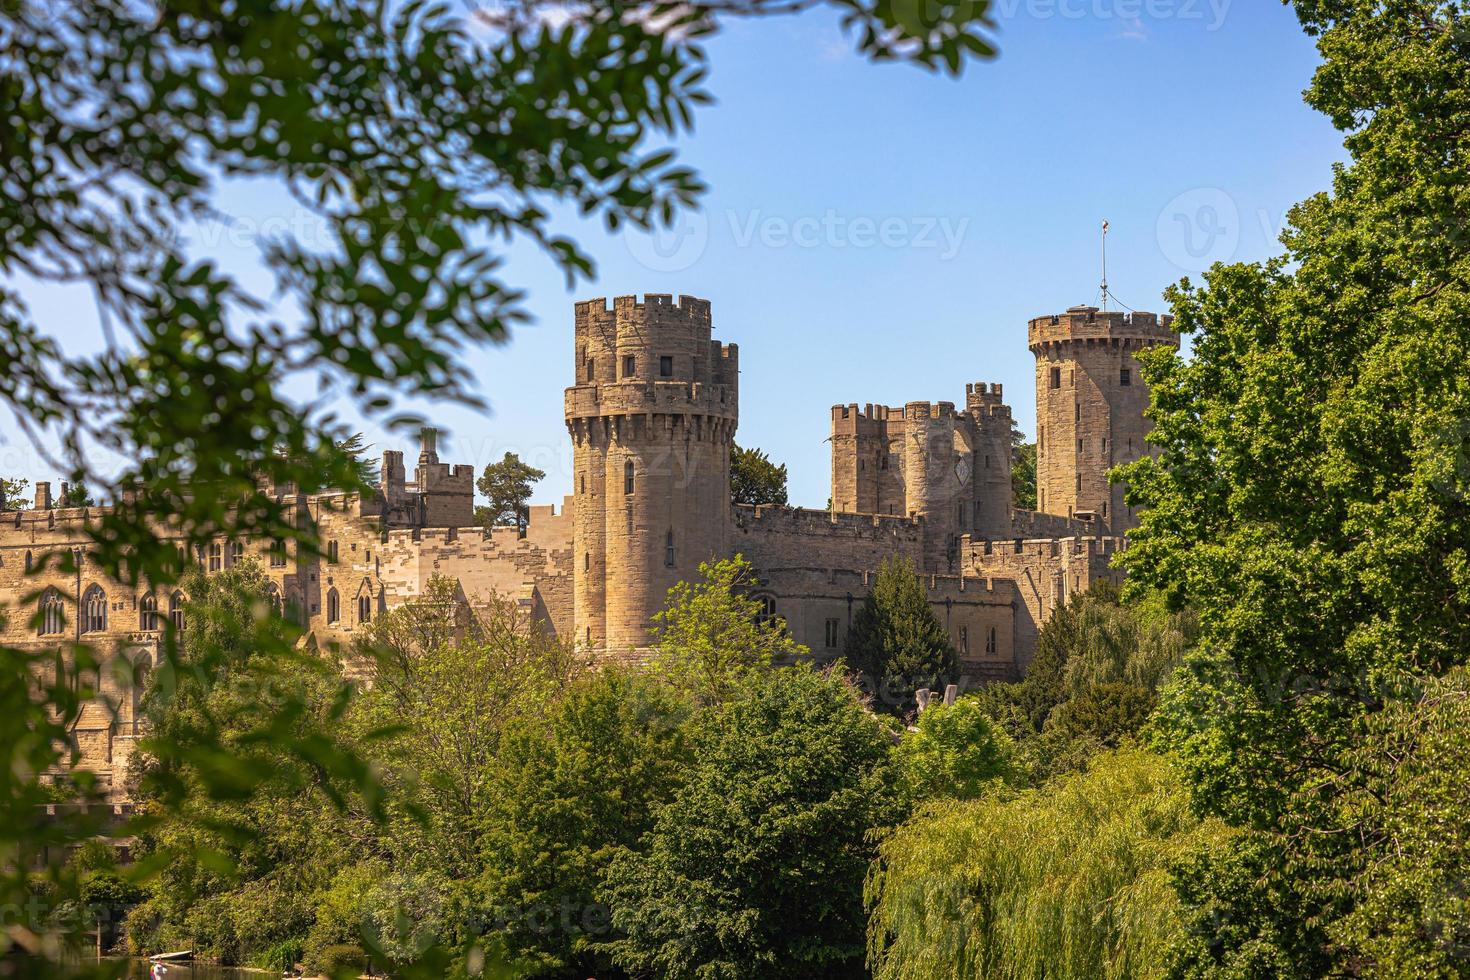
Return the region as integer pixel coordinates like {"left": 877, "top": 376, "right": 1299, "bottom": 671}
{"left": 1, "top": 293, "right": 1175, "bottom": 799}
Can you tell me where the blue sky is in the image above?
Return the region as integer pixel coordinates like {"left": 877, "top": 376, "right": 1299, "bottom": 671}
{"left": 5, "top": 0, "right": 1344, "bottom": 509}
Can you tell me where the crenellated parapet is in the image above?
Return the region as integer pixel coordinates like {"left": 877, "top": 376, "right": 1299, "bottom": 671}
{"left": 1028, "top": 306, "right": 1177, "bottom": 355}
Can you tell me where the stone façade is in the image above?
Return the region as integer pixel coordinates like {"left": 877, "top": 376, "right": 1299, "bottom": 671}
{"left": 1, "top": 293, "right": 1174, "bottom": 800}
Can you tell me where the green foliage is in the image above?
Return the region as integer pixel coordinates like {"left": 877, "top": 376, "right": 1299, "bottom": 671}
{"left": 653, "top": 554, "right": 808, "bottom": 704}
{"left": 1012, "top": 439, "right": 1037, "bottom": 511}
{"left": 973, "top": 582, "right": 1196, "bottom": 783}
{"left": 867, "top": 748, "right": 1231, "bottom": 980}
{"left": 895, "top": 697, "right": 1012, "bottom": 803}
{"left": 731, "top": 444, "right": 790, "bottom": 507}
{"left": 1112, "top": 3, "right": 1470, "bottom": 972}
{"left": 1, "top": 476, "right": 29, "bottom": 508}
{"left": 476, "top": 668, "right": 692, "bottom": 974}
{"left": 845, "top": 555, "right": 958, "bottom": 713}
{"left": 601, "top": 665, "right": 900, "bottom": 979}
{"left": 476, "top": 452, "right": 547, "bottom": 534}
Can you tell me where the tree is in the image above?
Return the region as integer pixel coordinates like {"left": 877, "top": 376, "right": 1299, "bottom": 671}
{"left": 894, "top": 696, "right": 1012, "bottom": 804}
{"left": 1011, "top": 425, "right": 1037, "bottom": 511}
{"left": 1114, "top": 2, "right": 1470, "bottom": 972}
{"left": 2, "top": 477, "right": 29, "bottom": 509}
{"left": 653, "top": 554, "right": 808, "bottom": 704}
{"left": 866, "top": 748, "right": 1231, "bottom": 980}
{"left": 476, "top": 669, "right": 692, "bottom": 975}
{"left": 844, "top": 555, "right": 957, "bottom": 713}
{"left": 127, "top": 559, "right": 371, "bottom": 966}
{"left": 731, "top": 444, "right": 789, "bottom": 507}
{"left": 475, "top": 452, "right": 546, "bottom": 534}
{"left": 600, "top": 665, "right": 900, "bottom": 979}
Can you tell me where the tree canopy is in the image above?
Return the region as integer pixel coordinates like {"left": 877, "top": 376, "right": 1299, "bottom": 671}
{"left": 475, "top": 452, "right": 547, "bottom": 534}
{"left": 844, "top": 555, "right": 957, "bottom": 713}
{"left": 730, "top": 444, "right": 790, "bottom": 507}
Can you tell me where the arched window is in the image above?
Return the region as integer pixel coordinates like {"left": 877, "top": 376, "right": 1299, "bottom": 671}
{"left": 327, "top": 540, "right": 339, "bottom": 564}
{"left": 264, "top": 582, "right": 282, "bottom": 617}
{"left": 139, "top": 592, "right": 159, "bottom": 631}
{"left": 624, "top": 460, "right": 635, "bottom": 495}
{"left": 985, "top": 626, "right": 998, "bottom": 655}
{"left": 664, "top": 530, "right": 675, "bottom": 568}
{"left": 755, "top": 595, "right": 777, "bottom": 628}
{"left": 169, "top": 591, "right": 186, "bottom": 633}
{"left": 228, "top": 540, "right": 244, "bottom": 566}
{"left": 326, "top": 588, "right": 340, "bottom": 624}
{"left": 24, "top": 550, "right": 32, "bottom": 573}
{"left": 208, "top": 541, "right": 222, "bottom": 571}
{"left": 81, "top": 585, "right": 107, "bottom": 633}
{"left": 357, "top": 591, "right": 373, "bottom": 625}
{"left": 38, "top": 589, "right": 64, "bottom": 636}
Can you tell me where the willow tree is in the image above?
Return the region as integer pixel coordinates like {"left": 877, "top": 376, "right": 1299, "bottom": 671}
{"left": 866, "top": 748, "right": 1230, "bottom": 980}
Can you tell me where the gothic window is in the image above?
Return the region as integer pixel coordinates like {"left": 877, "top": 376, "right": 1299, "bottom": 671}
{"left": 825, "top": 618, "right": 840, "bottom": 649}
{"left": 659, "top": 355, "right": 674, "bottom": 377}
{"left": 38, "top": 589, "right": 64, "bottom": 636}
{"left": 1120, "top": 367, "right": 1131, "bottom": 386}
{"left": 139, "top": 592, "right": 159, "bottom": 632}
{"left": 985, "top": 626, "right": 998, "bottom": 655}
{"left": 208, "top": 541, "right": 222, "bottom": 572}
{"left": 228, "top": 540, "right": 244, "bottom": 565}
{"left": 357, "top": 591, "right": 373, "bottom": 625}
{"left": 327, "top": 540, "right": 339, "bottom": 564}
{"left": 326, "top": 588, "right": 340, "bottom": 624}
{"left": 264, "top": 582, "right": 282, "bottom": 617}
{"left": 81, "top": 585, "right": 107, "bottom": 633}
{"left": 624, "top": 460, "right": 635, "bottom": 496}
{"left": 269, "top": 538, "right": 287, "bottom": 567}
{"left": 664, "top": 530, "right": 675, "bottom": 568}
{"left": 169, "top": 592, "right": 186, "bottom": 632}
{"left": 755, "top": 595, "right": 777, "bottom": 628}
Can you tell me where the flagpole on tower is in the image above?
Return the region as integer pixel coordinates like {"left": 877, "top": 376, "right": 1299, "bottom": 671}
{"left": 1100, "top": 219, "right": 1110, "bottom": 311}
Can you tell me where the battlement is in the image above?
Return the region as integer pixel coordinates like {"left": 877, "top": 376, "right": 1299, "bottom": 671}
{"left": 734, "top": 504, "right": 923, "bottom": 537}
{"left": 576, "top": 293, "right": 713, "bottom": 321}
{"left": 903, "top": 401, "right": 956, "bottom": 421}
{"left": 1028, "top": 306, "right": 1177, "bottom": 352}
{"left": 963, "top": 533, "right": 1128, "bottom": 560}
{"left": 965, "top": 382, "right": 1012, "bottom": 418}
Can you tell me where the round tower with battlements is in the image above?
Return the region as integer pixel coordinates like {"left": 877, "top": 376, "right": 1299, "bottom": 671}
{"left": 1029, "top": 306, "right": 1177, "bottom": 531}
{"left": 565, "top": 294, "right": 739, "bottom": 657}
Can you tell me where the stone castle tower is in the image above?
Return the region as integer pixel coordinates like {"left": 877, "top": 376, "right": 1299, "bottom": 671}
{"left": 829, "top": 382, "right": 1016, "bottom": 573}
{"left": 564, "top": 294, "right": 739, "bottom": 655}
{"left": 1029, "top": 306, "right": 1177, "bottom": 530}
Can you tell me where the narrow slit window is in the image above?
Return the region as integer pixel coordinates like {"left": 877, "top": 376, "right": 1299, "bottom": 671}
{"left": 624, "top": 460, "right": 635, "bottom": 495}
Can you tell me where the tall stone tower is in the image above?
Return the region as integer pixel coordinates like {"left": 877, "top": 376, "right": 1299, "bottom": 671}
{"left": 1030, "top": 305, "right": 1177, "bottom": 531}
{"left": 565, "top": 294, "right": 739, "bottom": 656}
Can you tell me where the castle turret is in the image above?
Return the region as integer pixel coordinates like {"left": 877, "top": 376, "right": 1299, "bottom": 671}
{"left": 965, "top": 382, "right": 1015, "bottom": 538}
{"left": 1029, "top": 306, "right": 1177, "bottom": 530}
{"left": 565, "top": 294, "right": 738, "bottom": 656}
